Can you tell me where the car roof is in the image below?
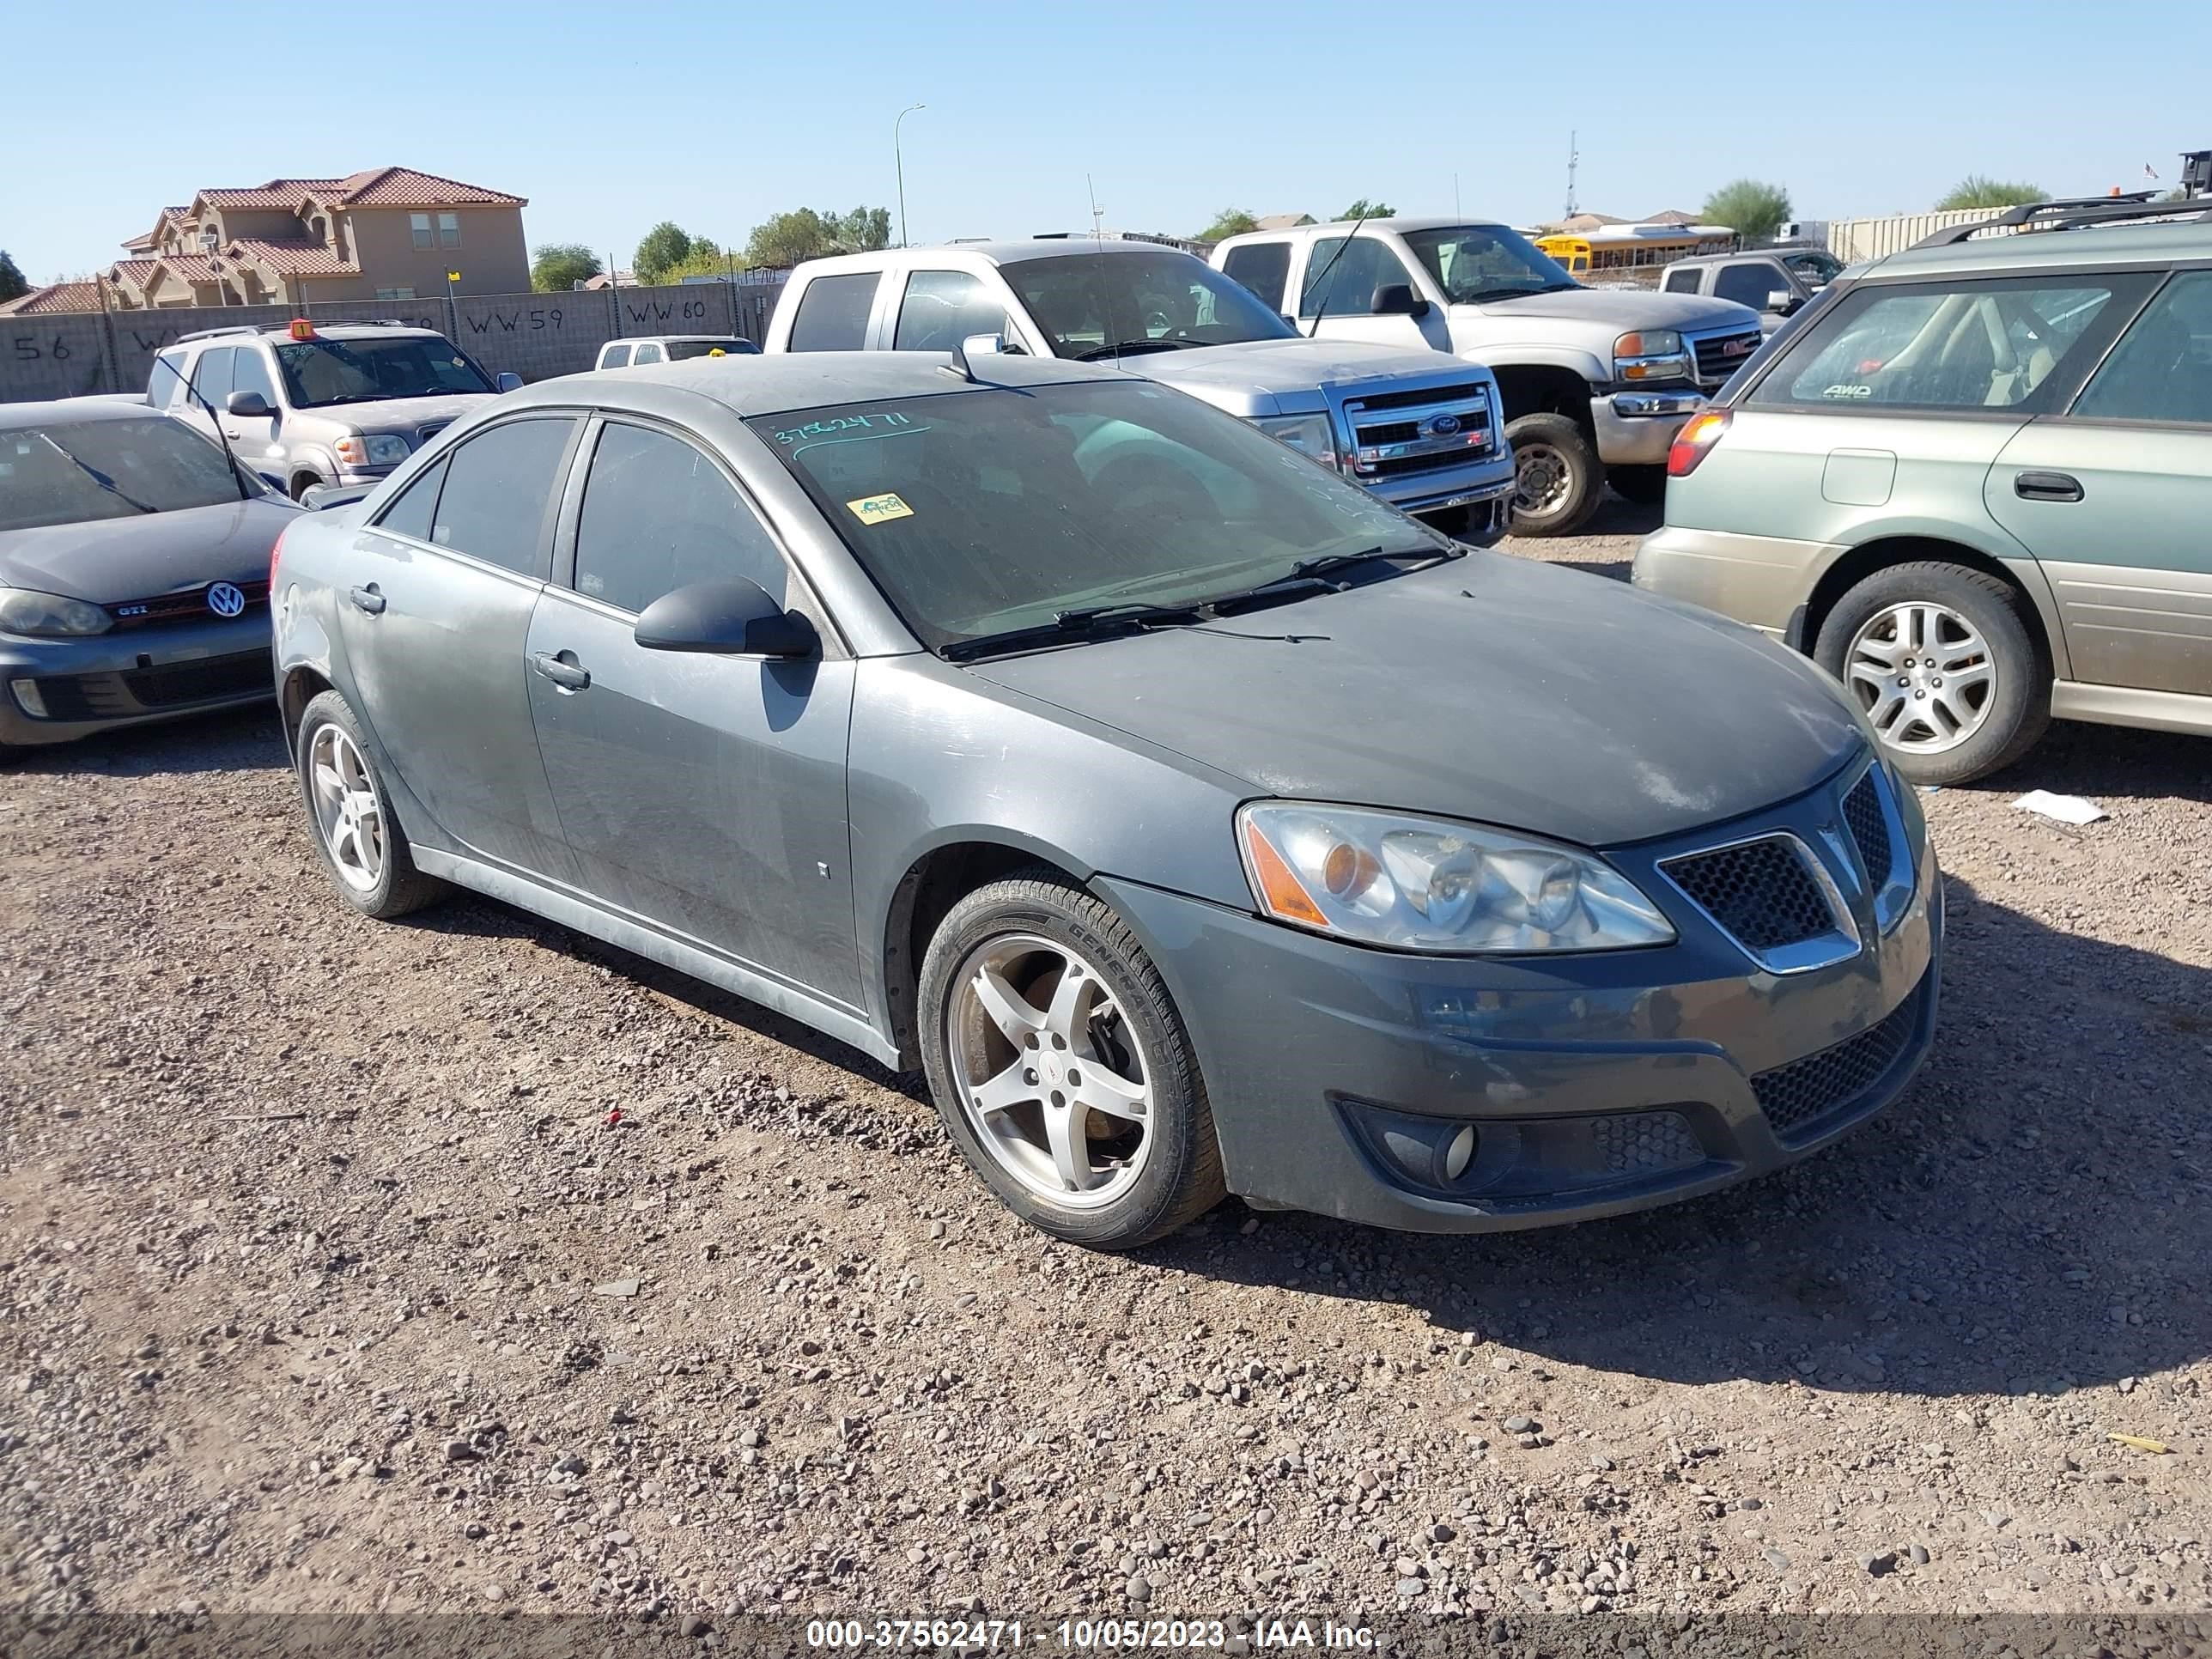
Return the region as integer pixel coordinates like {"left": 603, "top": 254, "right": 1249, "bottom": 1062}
{"left": 1863, "top": 218, "right": 2212, "bottom": 281}
{"left": 1218, "top": 217, "right": 1511, "bottom": 245}
{"left": 797, "top": 240, "right": 1201, "bottom": 272}
{"left": 610, "top": 335, "right": 751, "bottom": 346}
{"left": 510, "top": 349, "right": 1127, "bottom": 419}
{"left": 0, "top": 398, "right": 170, "bottom": 428}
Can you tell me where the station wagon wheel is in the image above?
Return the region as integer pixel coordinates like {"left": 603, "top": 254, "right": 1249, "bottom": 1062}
{"left": 917, "top": 870, "right": 1225, "bottom": 1249}
{"left": 1813, "top": 560, "right": 2049, "bottom": 787}
{"left": 293, "top": 689, "right": 446, "bottom": 920}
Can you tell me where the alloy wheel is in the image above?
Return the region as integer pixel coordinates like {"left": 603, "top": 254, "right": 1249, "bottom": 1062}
{"left": 307, "top": 723, "right": 387, "bottom": 892}
{"left": 1844, "top": 601, "right": 1996, "bottom": 755}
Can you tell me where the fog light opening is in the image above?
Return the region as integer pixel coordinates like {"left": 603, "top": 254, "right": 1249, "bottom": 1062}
{"left": 1443, "top": 1123, "right": 1476, "bottom": 1182}
{"left": 10, "top": 678, "right": 47, "bottom": 719}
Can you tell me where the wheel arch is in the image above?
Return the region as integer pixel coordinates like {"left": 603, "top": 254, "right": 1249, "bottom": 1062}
{"left": 279, "top": 665, "right": 334, "bottom": 752}
{"left": 1487, "top": 362, "right": 1599, "bottom": 433}
{"left": 1804, "top": 535, "right": 2066, "bottom": 678}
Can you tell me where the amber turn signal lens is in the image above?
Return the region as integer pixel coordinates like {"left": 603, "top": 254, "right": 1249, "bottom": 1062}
{"left": 1243, "top": 818, "right": 1327, "bottom": 927}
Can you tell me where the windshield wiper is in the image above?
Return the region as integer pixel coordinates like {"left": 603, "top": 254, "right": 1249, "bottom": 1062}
{"left": 1203, "top": 544, "right": 1462, "bottom": 613}
{"left": 943, "top": 600, "right": 1203, "bottom": 662}
{"left": 1073, "top": 339, "right": 1193, "bottom": 362}
{"left": 37, "top": 435, "right": 158, "bottom": 514}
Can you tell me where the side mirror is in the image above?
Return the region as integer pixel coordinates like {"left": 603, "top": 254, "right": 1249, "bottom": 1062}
{"left": 1370, "top": 283, "right": 1431, "bottom": 319}
{"left": 494, "top": 371, "right": 525, "bottom": 393}
{"left": 225, "top": 390, "right": 272, "bottom": 417}
{"left": 960, "top": 332, "right": 1006, "bottom": 358}
{"left": 1767, "top": 289, "right": 1802, "bottom": 315}
{"left": 634, "top": 578, "right": 817, "bottom": 659}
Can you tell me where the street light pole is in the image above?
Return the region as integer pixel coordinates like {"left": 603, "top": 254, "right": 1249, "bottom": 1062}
{"left": 895, "top": 103, "right": 927, "bottom": 248}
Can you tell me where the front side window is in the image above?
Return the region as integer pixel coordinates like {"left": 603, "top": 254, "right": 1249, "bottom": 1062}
{"left": 785, "top": 272, "right": 881, "bottom": 351}
{"left": 631, "top": 343, "right": 665, "bottom": 365}
{"left": 754, "top": 380, "right": 1443, "bottom": 654}
{"left": 1297, "top": 236, "right": 1417, "bottom": 318}
{"left": 1714, "top": 263, "right": 1782, "bottom": 309}
{"left": 1400, "top": 225, "right": 1579, "bottom": 304}
{"left": 427, "top": 418, "right": 575, "bottom": 577}
{"left": 1221, "top": 241, "right": 1292, "bottom": 311}
{"left": 438, "top": 212, "right": 460, "bottom": 249}
{"left": 1000, "top": 251, "right": 1298, "bottom": 360}
{"left": 0, "top": 416, "right": 247, "bottom": 532}
{"left": 1753, "top": 276, "right": 2139, "bottom": 412}
{"left": 573, "top": 423, "right": 786, "bottom": 613}
{"left": 2071, "top": 270, "right": 2212, "bottom": 425}
{"left": 274, "top": 337, "right": 495, "bottom": 408}
{"left": 230, "top": 348, "right": 280, "bottom": 409}
{"left": 893, "top": 270, "right": 1009, "bottom": 352}
{"left": 188, "top": 347, "right": 234, "bottom": 406}
{"left": 148, "top": 348, "right": 190, "bottom": 409}
{"left": 410, "top": 212, "right": 433, "bottom": 250}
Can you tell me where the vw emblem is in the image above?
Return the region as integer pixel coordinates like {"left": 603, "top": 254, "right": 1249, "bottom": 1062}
{"left": 1424, "top": 413, "right": 1462, "bottom": 438}
{"left": 206, "top": 582, "right": 246, "bottom": 619}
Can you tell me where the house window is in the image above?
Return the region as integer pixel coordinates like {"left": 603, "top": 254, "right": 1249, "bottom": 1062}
{"left": 410, "top": 212, "right": 433, "bottom": 250}
{"left": 376, "top": 287, "right": 416, "bottom": 301}
{"left": 438, "top": 212, "right": 461, "bottom": 249}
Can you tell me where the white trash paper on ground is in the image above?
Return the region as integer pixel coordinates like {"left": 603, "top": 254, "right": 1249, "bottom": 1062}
{"left": 2014, "top": 790, "right": 2107, "bottom": 825}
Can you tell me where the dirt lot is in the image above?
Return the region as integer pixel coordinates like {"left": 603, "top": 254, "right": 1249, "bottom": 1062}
{"left": 4, "top": 506, "right": 2210, "bottom": 1638}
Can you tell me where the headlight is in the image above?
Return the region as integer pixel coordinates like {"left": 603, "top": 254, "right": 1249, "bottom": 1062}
{"left": 333, "top": 433, "right": 410, "bottom": 468}
{"left": 0, "top": 586, "right": 112, "bottom": 638}
{"left": 1237, "top": 802, "right": 1674, "bottom": 953}
{"left": 1251, "top": 413, "right": 1339, "bottom": 471}
{"left": 1614, "top": 329, "right": 1693, "bottom": 384}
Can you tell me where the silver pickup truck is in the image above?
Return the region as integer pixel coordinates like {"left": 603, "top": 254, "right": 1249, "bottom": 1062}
{"left": 763, "top": 240, "right": 1516, "bottom": 538}
{"left": 1212, "top": 218, "right": 1765, "bottom": 535}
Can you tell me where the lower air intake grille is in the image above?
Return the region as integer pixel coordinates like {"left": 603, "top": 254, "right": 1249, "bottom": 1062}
{"left": 1589, "top": 1109, "right": 1704, "bottom": 1176}
{"left": 1662, "top": 836, "right": 1838, "bottom": 953}
{"left": 1753, "top": 981, "right": 1925, "bottom": 1142}
{"left": 120, "top": 651, "right": 270, "bottom": 708}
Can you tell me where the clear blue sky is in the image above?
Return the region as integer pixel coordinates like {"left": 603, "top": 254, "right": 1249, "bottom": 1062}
{"left": 5, "top": 0, "right": 2206, "bottom": 282}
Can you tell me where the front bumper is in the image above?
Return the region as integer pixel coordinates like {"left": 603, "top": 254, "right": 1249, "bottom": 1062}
{"left": 1364, "top": 457, "right": 1517, "bottom": 528}
{"left": 1097, "top": 767, "right": 1941, "bottom": 1235}
{"left": 1633, "top": 523, "right": 1847, "bottom": 637}
{"left": 1589, "top": 389, "right": 1708, "bottom": 466}
{"left": 0, "top": 615, "right": 273, "bottom": 747}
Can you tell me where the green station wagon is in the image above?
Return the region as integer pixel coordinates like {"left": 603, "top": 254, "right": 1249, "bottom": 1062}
{"left": 1635, "top": 198, "right": 2212, "bottom": 782}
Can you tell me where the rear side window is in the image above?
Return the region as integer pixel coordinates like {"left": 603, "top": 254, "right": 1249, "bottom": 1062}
{"left": 376, "top": 456, "right": 448, "bottom": 542}
{"left": 1662, "top": 266, "right": 1702, "bottom": 295}
{"left": 893, "top": 270, "right": 1009, "bottom": 351}
{"left": 599, "top": 343, "right": 631, "bottom": 368}
{"left": 189, "top": 347, "right": 234, "bottom": 405}
{"left": 2070, "top": 270, "right": 2212, "bottom": 425}
{"left": 428, "top": 418, "right": 576, "bottom": 577}
{"left": 572, "top": 422, "right": 787, "bottom": 612}
{"left": 632, "top": 342, "right": 664, "bottom": 365}
{"left": 1753, "top": 276, "right": 2137, "bottom": 412}
{"left": 1222, "top": 241, "right": 1292, "bottom": 311}
{"left": 785, "top": 272, "right": 881, "bottom": 351}
{"left": 1714, "top": 263, "right": 1780, "bottom": 308}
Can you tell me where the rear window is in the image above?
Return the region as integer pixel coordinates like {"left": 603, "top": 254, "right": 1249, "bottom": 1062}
{"left": 664, "top": 338, "right": 759, "bottom": 360}
{"left": 785, "top": 273, "right": 881, "bottom": 351}
{"left": 1752, "top": 276, "right": 2144, "bottom": 412}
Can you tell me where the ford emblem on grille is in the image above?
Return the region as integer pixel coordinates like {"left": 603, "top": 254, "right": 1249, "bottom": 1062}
{"left": 1423, "top": 413, "right": 1462, "bottom": 438}
{"left": 206, "top": 582, "right": 246, "bottom": 619}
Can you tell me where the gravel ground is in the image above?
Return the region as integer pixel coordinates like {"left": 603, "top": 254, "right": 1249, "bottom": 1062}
{"left": 3, "top": 506, "right": 2209, "bottom": 1636}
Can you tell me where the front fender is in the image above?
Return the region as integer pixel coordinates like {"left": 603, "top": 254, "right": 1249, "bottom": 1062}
{"left": 1462, "top": 344, "right": 1609, "bottom": 386}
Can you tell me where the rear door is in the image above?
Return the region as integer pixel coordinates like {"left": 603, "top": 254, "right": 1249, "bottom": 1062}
{"left": 1985, "top": 268, "right": 2212, "bottom": 695}
{"left": 526, "top": 416, "right": 861, "bottom": 1006}
{"left": 335, "top": 414, "right": 583, "bottom": 878}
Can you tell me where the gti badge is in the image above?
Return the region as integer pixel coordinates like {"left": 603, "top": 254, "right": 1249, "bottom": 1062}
{"left": 207, "top": 582, "right": 246, "bottom": 619}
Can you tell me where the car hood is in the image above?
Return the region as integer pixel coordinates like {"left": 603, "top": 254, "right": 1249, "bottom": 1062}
{"left": 311, "top": 391, "right": 494, "bottom": 436}
{"left": 0, "top": 496, "right": 299, "bottom": 605}
{"left": 1458, "top": 288, "right": 1759, "bottom": 332}
{"left": 963, "top": 556, "right": 1864, "bottom": 849}
{"left": 1139, "top": 336, "right": 1480, "bottom": 417}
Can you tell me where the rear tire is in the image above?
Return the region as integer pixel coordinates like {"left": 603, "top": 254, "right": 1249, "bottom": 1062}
{"left": 1607, "top": 464, "right": 1668, "bottom": 506}
{"left": 294, "top": 689, "right": 446, "bottom": 919}
{"left": 917, "top": 868, "right": 1225, "bottom": 1249}
{"left": 1813, "top": 560, "right": 2050, "bottom": 785}
{"left": 1504, "top": 411, "right": 1602, "bottom": 538}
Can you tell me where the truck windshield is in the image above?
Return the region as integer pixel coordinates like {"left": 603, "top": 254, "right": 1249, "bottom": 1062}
{"left": 1783, "top": 251, "right": 1844, "bottom": 288}
{"left": 753, "top": 379, "right": 1443, "bottom": 655}
{"left": 1401, "top": 226, "right": 1581, "bottom": 303}
{"left": 0, "top": 416, "right": 250, "bottom": 532}
{"left": 1000, "top": 252, "right": 1300, "bottom": 360}
{"left": 273, "top": 337, "right": 495, "bottom": 408}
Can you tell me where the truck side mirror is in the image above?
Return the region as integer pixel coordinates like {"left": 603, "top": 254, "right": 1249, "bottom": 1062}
{"left": 1370, "top": 283, "right": 1431, "bottom": 319}
{"left": 495, "top": 371, "right": 525, "bottom": 393}
{"left": 1767, "top": 289, "right": 1802, "bottom": 315}
{"left": 224, "top": 390, "right": 272, "bottom": 418}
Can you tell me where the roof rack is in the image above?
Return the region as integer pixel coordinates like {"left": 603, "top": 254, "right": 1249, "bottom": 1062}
{"left": 1913, "top": 192, "right": 2212, "bottom": 247}
{"left": 173, "top": 324, "right": 264, "bottom": 344}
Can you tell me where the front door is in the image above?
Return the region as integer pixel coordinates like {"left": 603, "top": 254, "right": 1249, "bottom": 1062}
{"left": 334, "top": 415, "right": 582, "bottom": 878}
{"left": 223, "top": 345, "right": 285, "bottom": 483}
{"left": 1296, "top": 234, "right": 1449, "bottom": 352}
{"left": 525, "top": 417, "right": 861, "bottom": 1007}
{"left": 1984, "top": 270, "right": 2212, "bottom": 696}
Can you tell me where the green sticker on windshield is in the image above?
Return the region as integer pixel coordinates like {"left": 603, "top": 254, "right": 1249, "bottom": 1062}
{"left": 847, "top": 492, "right": 914, "bottom": 525}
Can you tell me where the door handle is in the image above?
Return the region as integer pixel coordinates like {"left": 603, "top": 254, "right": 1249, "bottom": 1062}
{"left": 531, "top": 652, "right": 591, "bottom": 691}
{"left": 349, "top": 584, "right": 386, "bottom": 615}
{"left": 2014, "top": 470, "right": 2083, "bottom": 502}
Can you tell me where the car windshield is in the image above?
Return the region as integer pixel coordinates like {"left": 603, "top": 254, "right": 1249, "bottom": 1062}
{"left": 0, "top": 416, "right": 249, "bottom": 532}
{"left": 273, "top": 336, "right": 495, "bottom": 408}
{"left": 754, "top": 379, "right": 1446, "bottom": 654}
{"left": 664, "top": 338, "right": 759, "bottom": 360}
{"left": 1783, "top": 250, "right": 1843, "bottom": 287}
{"left": 1401, "top": 225, "right": 1581, "bottom": 302}
{"left": 1000, "top": 252, "right": 1300, "bottom": 359}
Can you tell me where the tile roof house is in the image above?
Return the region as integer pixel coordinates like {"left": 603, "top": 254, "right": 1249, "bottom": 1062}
{"left": 0, "top": 283, "right": 104, "bottom": 317}
{"left": 100, "top": 167, "right": 529, "bottom": 309}
{"left": 1252, "top": 212, "right": 1316, "bottom": 231}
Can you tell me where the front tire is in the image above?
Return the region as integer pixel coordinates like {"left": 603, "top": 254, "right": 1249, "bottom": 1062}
{"left": 295, "top": 690, "right": 446, "bottom": 919}
{"left": 1504, "top": 411, "right": 1603, "bottom": 538}
{"left": 917, "top": 870, "right": 1225, "bottom": 1249}
{"left": 1813, "top": 561, "right": 2050, "bottom": 785}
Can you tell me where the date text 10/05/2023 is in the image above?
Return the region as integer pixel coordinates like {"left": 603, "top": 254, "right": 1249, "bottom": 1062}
{"left": 804, "top": 1619, "right": 1376, "bottom": 1650}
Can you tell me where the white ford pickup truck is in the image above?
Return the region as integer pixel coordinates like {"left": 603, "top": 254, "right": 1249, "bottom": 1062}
{"left": 763, "top": 240, "right": 1517, "bottom": 538}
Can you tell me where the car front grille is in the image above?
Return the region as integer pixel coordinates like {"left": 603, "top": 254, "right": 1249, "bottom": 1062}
{"left": 106, "top": 580, "right": 271, "bottom": 631}
{"left": 1342, "top": 382, "right": 1497, "bottom": 481}
{"left": 1589, "top": 1109, "right": 1705, "bottom": 1176}
{"left": 1691, "top": 327, "right": 1763, "bottom": 386}
{"left": 1843, "top": 769, "right": 1893, "bottom": 886}
{"left": 1753, "top": 976, "right": 1928, "bottom": 1144}
{"left": 1661, "top": 836, "right": 1842, "bottom": 955}
{"left": 19, "top": 650, "right": 270, "bottom": 721}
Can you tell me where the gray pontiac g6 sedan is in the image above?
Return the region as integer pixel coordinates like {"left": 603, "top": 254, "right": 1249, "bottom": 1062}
{"left": 271, "top": 352, "right": 1942, "bottom": 1249}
